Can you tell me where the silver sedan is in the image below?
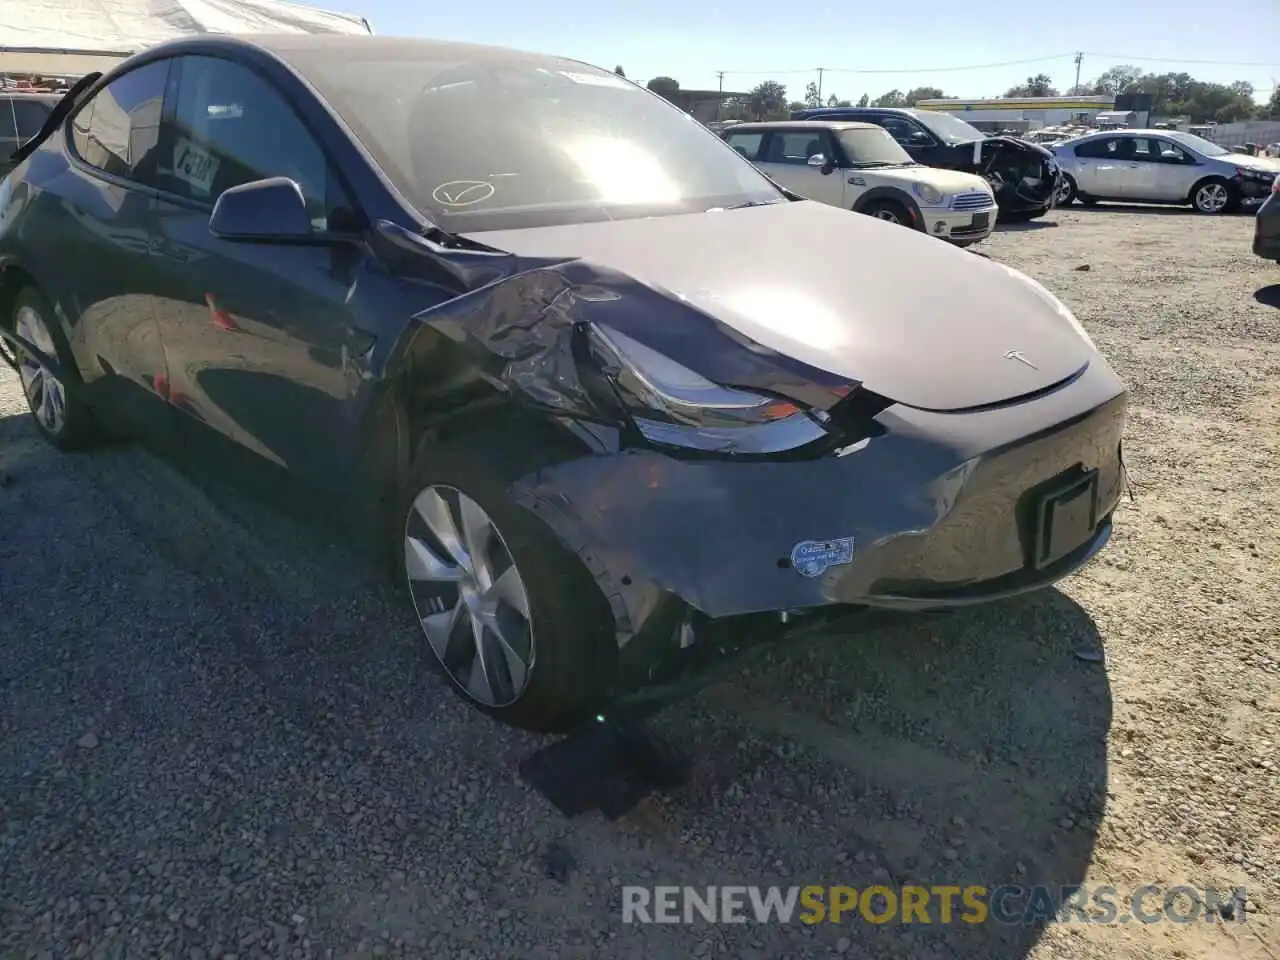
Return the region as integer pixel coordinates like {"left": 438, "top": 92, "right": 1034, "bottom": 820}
{"left": 1051, "top": 129, "right": 1279, "bottom": 214}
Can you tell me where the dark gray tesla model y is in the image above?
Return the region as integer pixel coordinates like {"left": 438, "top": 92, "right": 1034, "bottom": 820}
{"left": 0, "top": 35, "right": 1127, "bottom": 733}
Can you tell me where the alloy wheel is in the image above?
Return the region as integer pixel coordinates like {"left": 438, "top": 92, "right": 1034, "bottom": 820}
{"left": 873, "top": 209, "right": 903, "bottom": 225}
{"left": 404, "top": 484, "right": 534, "bottom": 708}
{"left": 15, "top": 304, "right": 67, "bottom": 436}
{"left": 1194, "top": 183, "right": 1229, "bottom": 214}
{"left": 1055, "top": 176, "right": 1073, "bottom": 204}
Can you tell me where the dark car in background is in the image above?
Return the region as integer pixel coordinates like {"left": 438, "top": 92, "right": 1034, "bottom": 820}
{"left": 1254, "top": 177, "right": 1280, "bottom": 263}
{"left": 1, "top": 93, "right": 59, "bottom": 177}
{"left": 792, "top": 106, "right": 1061, "bottom": 220}
{"left": 1, "top": 35, "right": 1124, "bottom": 734}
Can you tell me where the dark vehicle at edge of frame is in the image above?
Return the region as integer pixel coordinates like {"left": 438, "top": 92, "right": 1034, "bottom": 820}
{"left": 0, "top": 34, "right": 1126, "bottom": 733}
{"left": 792, "top": 105, "right": 1061, "bottom": 221}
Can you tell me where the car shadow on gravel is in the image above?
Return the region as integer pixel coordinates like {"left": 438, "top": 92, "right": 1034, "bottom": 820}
{"left": 1065, "top": 203, "right": 1255, "bottom": 217}
{"left": 0, "top": 397, "right": 1111, "bottom": 959}
{"left": 997, "top": 219, "right": 1058, "bottom": 232}
{"left": 640, "top": 588, "right": 1112, "bottom": 958}
{"left": 1253, "top": 284, "right": 1280, "bottom": 308}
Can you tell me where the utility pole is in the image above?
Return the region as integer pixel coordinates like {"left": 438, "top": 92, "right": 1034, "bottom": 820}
{"left": 816, "top": 67, "right": 825, "bottom": 104}
{"left": 1073, "top": 52, "right": 1083, "bottom": 94}
{"left": 716, "top": 70, "right": 724, "bottom": 121}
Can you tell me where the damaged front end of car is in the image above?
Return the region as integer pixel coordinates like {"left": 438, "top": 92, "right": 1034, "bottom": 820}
{"left": 952, "top": 136, "right": 1061, "bottom": 217}
{"left": 385, "top": 251, "right": 1124, "bottom": 717}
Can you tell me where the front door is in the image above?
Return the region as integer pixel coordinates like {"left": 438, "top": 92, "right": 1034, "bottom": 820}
{"left": 145, "top": 54, "right": 362, "bottom": 482}
{"left": 26, "top": 59, "right": 174, "bottom": 432}
{"left": 755, "top": 128, "right": 845, "bottom": 205}
{"left": 1147, "top": 138, "right": 1200, "bottom": 202}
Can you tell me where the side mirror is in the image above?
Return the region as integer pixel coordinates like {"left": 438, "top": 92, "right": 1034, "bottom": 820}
{"left": 209, "top": 177, "right": 313, "bottom": 242}
{"left": 806, "top": 153, "right": 827, "bottom": 167}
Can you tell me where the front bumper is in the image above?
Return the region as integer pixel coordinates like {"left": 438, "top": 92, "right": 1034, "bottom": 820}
{"left": 1237, "top": 173, "right": 1278, "bottom": 206}
{"left": 513, "top": 356, "right": 1126, "bottom": 643}
{"left": 925, "top": 205, "right": 998, "bottom": 243}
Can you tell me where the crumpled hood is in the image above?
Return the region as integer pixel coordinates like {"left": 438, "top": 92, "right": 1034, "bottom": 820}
{"left": 1221, "top": 153, "right": 1280, "bottom": 172}
{"left": 468, "top": 200, "right": 1094, "bottom": 411}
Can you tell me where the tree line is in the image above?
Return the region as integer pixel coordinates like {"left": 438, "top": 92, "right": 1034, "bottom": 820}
{"left": 630, "top": 66, "right": 1279, "bottom": 124}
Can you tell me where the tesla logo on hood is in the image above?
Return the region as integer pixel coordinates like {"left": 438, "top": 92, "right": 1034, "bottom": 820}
{"left": 431, "top": 180, "right": 496, "bottom": 207}
{"left": 1004, "top": 349, "right": 1038, "bottom": 369}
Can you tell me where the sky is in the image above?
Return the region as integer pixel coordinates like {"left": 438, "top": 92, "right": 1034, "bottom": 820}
{"left": 309, "top": 0, "right": 1278, "bottom": 105}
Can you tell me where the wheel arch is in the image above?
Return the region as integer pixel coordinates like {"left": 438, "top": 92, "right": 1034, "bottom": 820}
{"left": 852, "top": 186, "right": 923, "bottom": 228}
{"left": 1187, "top": 174, "right": 1232, "bottom": 206}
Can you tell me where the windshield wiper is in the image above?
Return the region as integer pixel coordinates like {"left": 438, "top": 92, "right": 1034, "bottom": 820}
{"left": 718, "top": 199, "right": 784, "bottom": 210}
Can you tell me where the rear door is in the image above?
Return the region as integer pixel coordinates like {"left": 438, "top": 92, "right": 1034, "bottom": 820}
{"left": 1072, "top": 136, "right": 1125, "bottom": 197}
{"left": 146, "top": 53, "right": 363, "bottom": 480}
{"left": 754, "top": 128, "right": 844, "bottom": 205}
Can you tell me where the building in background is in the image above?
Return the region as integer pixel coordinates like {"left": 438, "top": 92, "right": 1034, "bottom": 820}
{"left": 672, "top": 89, "right": 751, "bottom": 123}
{"left": 914, "top": 95, "right": 1116, "bottom": 133}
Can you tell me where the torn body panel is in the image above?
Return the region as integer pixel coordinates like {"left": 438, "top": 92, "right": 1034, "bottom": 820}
{"left": 949, "top": 136, "right": 1061, "bottom": 216}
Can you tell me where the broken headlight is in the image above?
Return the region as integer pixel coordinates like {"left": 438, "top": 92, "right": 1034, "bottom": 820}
{"left": 589, "top": 324, "right": 830, "bottom": 454}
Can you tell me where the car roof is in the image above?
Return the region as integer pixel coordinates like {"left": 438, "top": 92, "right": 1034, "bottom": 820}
{"left": 144, "top": 32, "right": 595, "bottom": 72}
{"left": 1071, "top": 128, "right": 1197, "bottom": 139}
{"left": 728, "top": 120, "right": 882, "bottom": 132}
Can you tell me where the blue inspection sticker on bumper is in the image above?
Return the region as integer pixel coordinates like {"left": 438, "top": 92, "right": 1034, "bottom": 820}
{"left": 790, "top": 537, "right": 856, "bottom": 578}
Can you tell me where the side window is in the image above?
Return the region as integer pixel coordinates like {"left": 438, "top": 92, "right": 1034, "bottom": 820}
{"left": 877, "top": 116, "right": 933, "bottom": 147}
{"left": 724, "top": 132, "right": 763, "bottom": 161}
{"left": 1074, "top": 138, "right": 1117, "bottom": 159}
{"left": 1130, "top": 137, "right": 1155, "bottom": 158}
{"left": 1153, "top": 140, "right": 1190, "bottom": 163}
{"left": 161, "top": 55, "right": 333, "bottom": 229}
{"left": 69, "top": 61, "right": 169, "bottom": 183}
{"left": 14, "top": 101, "right": 52, "bottom": 140}
{"left": 763, "top": 130, "right": 829, "bottom": 164}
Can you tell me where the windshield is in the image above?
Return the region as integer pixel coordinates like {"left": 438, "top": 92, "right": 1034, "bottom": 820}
{"left": 284, "top": 53, "right": 783, "bottom": 232}
{"left": 906, "top": 109, "right": 985, "bottom": 143}
{"left": 837, "top": 127, "right": 914, "bottom": 166}
{"left": 1167, "top": 132, "right": 1229, "bottom": 157}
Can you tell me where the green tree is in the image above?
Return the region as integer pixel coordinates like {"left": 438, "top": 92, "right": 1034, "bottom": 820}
{"left": 804, "top": 81, "right": 822, "bottom": 108}
{"left": 747, "top": 80, "right": 788, "bottom": 119}
{"left": 1092, "top": 65, "right": 1144, "bottom": 96}
{"left": 827, "top": 94, "right": 852, "bottom": 107}
{"left": 905, "top": 86, "right": 945, "bottom": 105}
{"left": 856, "top": 93, "right": 870, "bottom": 107}
{"left": 1265, "top": 85, "right": 1280, "bottom": 118}
{"left": 871, "top": 89, "right": 906, "bottom": 107}
{"left": 646, "top": 76, "right": 680, "bottom": 103}
{"left": 1004, "top": 74, "right": 1057, "bottom": 97}
{"left": 614, "top": 65, "right": 626, "bottom": 78}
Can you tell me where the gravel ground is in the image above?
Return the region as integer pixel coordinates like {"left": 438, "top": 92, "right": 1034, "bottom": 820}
{"left": 1, "top": 205, "right": 1277, "bottom": 960}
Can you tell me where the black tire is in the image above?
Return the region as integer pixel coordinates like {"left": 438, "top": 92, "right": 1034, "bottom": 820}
{"left": 1078, "top": 194, "right": 1099, "bottom": 207}
{"left": 1056, "top": 174, "right": 1077, "bottom": 206}
{"left": 1190, "top": 177, "right": 1236, "bottom": 215}
{"left": 9, "top": 287, "right": 98, "bottom": 450}
{"left": 860, "top": 199, "right": 912, "bottom": 228}
{"left": 395, "top": 440, "right": 617, "bottom": 733}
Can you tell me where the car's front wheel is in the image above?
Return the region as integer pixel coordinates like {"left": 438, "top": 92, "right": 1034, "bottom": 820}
{"left": 10, "top": 287, "right": 98, "bottom": 450}
{"left": 1056, "top": 174, "right": 1077, "bottom": 206}
{"left": 1191, "top": 178, "right": 1235, "bottom": 215}
{"left": 860, "top": 199, "right": 911, "bottom": 227}
{"left": 396, "top": 444, "right": 616, "bottom": 732}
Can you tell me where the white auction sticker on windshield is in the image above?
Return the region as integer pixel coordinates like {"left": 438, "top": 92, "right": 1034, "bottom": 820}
{"left": 558, "top": 71, "right": 633, "bottom": 89}
{"left": 173, "top": 136, "right": 219, "bottom": 196}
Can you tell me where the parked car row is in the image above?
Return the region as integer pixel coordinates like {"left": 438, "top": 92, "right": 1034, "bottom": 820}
{"left": 721, "top": 110, "right": 1279, "bottom": 247}
{"left": 0, "top": 36, "right": 1125, "bottom": 734}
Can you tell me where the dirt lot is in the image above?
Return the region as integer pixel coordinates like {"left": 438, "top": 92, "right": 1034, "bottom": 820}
{"left": 1, "top": 206, "right": 1277, "bottom": 960}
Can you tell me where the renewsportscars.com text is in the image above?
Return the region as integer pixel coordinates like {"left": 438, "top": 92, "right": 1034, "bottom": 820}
{"left": 621, "top": 885, "right": 1249, "bottom": 926}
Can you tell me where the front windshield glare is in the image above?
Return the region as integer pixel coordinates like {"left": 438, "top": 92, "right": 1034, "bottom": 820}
{"left": 291, "top": 56, "right": 783, "bottom": 231}
{"left": 906, "top": 109, "right": 984, "bottom": 143}
{"left": 838, "top": 128, "right": 913, "bottom": 165}
{"left": 1169, "top": 132, "right": 1228, "bottom": 157}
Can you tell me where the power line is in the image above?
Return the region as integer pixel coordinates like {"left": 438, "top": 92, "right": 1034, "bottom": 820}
{"left": 716, "top": 50, "right": 1277, "bottom": 78}
{"left": 1081, "top": 52, "right": 1277, "bottom": 68}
